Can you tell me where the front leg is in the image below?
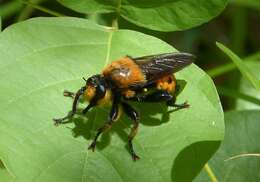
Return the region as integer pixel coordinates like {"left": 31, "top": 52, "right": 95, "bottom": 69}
{"left": 63, "top": 90, "right": 75, "bottom": 98}
{"left": 53, "top": 87, "right": 86, "bottom": 125}
{"left": 88, "top": 95, "right": 120, "bottom": 151}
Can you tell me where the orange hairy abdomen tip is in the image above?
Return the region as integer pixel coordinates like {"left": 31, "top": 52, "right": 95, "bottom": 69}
{"left": 156, "top": 75, "right": 176, "bottom": 93}
{"left": 122, "top": 89, "right": 136, "bottom": 98}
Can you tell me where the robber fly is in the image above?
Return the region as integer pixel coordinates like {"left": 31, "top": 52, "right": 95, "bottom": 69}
{"left": 53, "top": 52, "right": 194, "bottom": 161}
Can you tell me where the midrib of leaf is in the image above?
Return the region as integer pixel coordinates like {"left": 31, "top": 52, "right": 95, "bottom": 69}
{"left": 104, "top": 30, "right": 114, "bottom": 66}
{"left": 104, "top": 0, "right": 122, "bottom": 67}
{"left": 104, "top": 8, "right": 119, "bottom": 67}
{"left": 81, "top": 110, "right": 97, "bottom": 182}
{"left": 81, "top": 149, "right": 88, "bottom": 182}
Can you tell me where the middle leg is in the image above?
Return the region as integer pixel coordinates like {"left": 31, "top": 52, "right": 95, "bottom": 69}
{"left": 121, "top": 102, "right": 140, "bottom": 161}
{"left": 88, "top": 95, "right": 120, "bottom": 151}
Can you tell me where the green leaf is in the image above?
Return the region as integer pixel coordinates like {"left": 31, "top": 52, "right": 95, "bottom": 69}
{"left": 0, "top": 17, "right": 224, "bottom": 182}
{"left": 216, "top": 42, "right": 260, "bottom": 91}
{"left": 236, "top": 62, "right": 260, "bottom": 110}
{"left": 57, "top": 0, "right": 228, "bottom": 31}
{"left": 195, "top": 110, "right": 260, "bottom": 182}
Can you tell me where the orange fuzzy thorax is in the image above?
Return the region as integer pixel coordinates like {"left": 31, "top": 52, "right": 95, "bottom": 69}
{"left": 102, "top": 57, "right": 146, "bottom": 88}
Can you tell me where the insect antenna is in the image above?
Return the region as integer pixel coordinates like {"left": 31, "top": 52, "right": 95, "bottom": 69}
{"left": 82, "top": 77, "right": 87, "bottom": 82}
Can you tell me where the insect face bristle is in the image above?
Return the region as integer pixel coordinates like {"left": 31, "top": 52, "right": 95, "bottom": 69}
{"left": 83, "top": 77, "right": 87, "bottom": 82}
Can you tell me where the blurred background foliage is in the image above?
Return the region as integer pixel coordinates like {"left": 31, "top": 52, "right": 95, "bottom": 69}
{"left": 0, "top": 0, "right": 259, "bottom": 111}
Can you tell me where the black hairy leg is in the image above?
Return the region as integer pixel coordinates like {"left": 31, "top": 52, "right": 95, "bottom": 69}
{"left": 122, "top": 102, "right": 140, "bottom": 161}
{"left": 53, "top": 87, "right": 86, "bottom": 125}
{"left": 63, "top": 90, "right": 75, "bottom": 98}
{"left": 88, "top": 95, "right": 120, "bottom": 151}
{"left": 126, "top": 90, "right": 189, "bottom": 110}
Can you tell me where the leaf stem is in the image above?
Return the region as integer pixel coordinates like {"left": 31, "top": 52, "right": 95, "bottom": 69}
{"left": 204, "top": 163, "right": 218, "bottom": 182}
{"left": 17, "top": 0, "right": 47, "bottom": 21}
{"left": 21, "top": 0, "right": 65, "bottom": 17}
{"left": 225, "top": 153, "right": 260, "bottom": 161}
{"left": 112, "top": 17, "right": 118, "bottom": 30}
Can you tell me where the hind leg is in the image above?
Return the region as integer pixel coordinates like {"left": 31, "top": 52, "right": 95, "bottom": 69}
{"left": 126, "top": 90, "right": 189, "bottom": 110}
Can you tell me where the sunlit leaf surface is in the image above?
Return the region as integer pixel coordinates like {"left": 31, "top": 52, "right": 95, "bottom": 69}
{"left": 0, "top": 17, "right": 224, "bottom": 182}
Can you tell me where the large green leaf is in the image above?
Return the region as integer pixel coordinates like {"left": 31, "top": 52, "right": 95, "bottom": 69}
{"left": 195, "top": 110, "right": 260, "bottom": 182}
{"left": 57, "top": 0, "right": 228, "bottom": 31}
{"left": 0, "top": 17, "right": 224, "bottom": 182}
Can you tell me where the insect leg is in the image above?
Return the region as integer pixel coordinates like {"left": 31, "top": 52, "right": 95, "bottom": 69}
{"left": 121, "top": 102, "right": 140, "bottom": 161}
{"left": 53, "top": 87, "right": 85, "bottom": 126}
{"left": 82, "top": 84, "right": 107, "bottom": 114}
{"left": 88, "top": 95, "right": 120, "bottom": 151}
{"left": 82, "top": 102, "right": 96, "bottom": 114}
{"left": 166, "top": 94, "right": 189, "bottom": 109}
{"left": 63, "top": 90, "right": 75, "bottom": 98}
{"left": 127, "top": 90, "right": 189, "bottom": 109}
{"left": 128, "top": 90, "right": 172, "bottom": 102}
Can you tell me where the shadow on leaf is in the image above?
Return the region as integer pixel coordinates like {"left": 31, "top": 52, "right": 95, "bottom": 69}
{"left": 57, "top": 101, "right": 176, "bottom": 154}
{"left": 171, "top": 140, "right": 221, "bottom": 182}
{"left": 55, "top": 80, "right": 188, "bottom": 155}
